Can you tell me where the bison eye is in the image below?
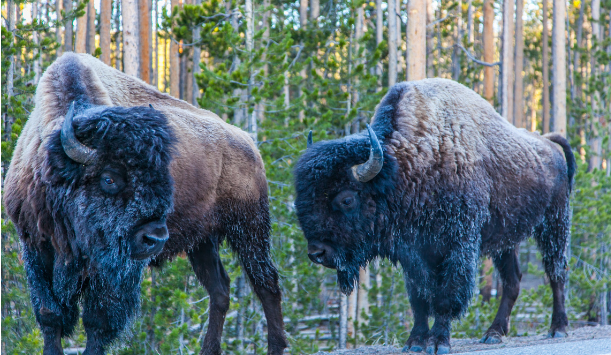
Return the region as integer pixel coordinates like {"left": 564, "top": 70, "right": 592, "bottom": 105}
{"left": 100, "top": 170, "right": 125, "bottom": 195}
{"left": 333, "top": 190, "right": 359, "bottom": 213}
{"left": 342, "top": 197, "right": 353, "bottom": 206}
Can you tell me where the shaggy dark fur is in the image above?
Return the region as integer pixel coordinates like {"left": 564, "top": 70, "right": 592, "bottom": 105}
{"left": 295, "top": 79, "right": 575, "bottom": 354}
{"left": 4, "top": 53, "right": 287, "bottom": 355}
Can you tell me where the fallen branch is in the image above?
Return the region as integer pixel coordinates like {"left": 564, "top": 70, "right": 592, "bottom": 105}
{"left": 427, "top": 14, "right": 455, "bottom": 28}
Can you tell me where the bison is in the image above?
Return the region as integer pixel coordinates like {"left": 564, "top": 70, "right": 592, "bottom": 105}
{"left": 295, "top": 79, "right": 575, "bottom": 354}
{"left": 3, "top": 53, "right": 287, "bottom": 355}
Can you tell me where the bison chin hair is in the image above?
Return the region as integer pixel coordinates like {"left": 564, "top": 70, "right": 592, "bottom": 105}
{"left": 334, "top": 246, "right": 373, "bottom": 295}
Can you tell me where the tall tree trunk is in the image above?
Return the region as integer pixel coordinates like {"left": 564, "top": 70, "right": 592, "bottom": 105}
{"left": 501, "top": 0, "right": 514, "bottom": 120}
{"left": 64, "top": 0, "right": 73, "bottom": 52}
{"left": 236, "top": 275, "right": 245, "bottom": 353}
{"left": 56, "top": 0, "right": 64, "bottom": 56}
{"left": 4, "top": 0, "right": 15, "bottom": 142}
{"left": 542, "top": 0, "right": 550, "bottom": 132}
{"left": 514, "top": 0, "right": 524, "bottom": 127}
{"left": 170, "top": 0, "right": 180, "bottom": 97}
{"left": 426, "top": 0, "right": 434, "bottom": 78}
{"left": 87, "top": 0, "right": 95, "bottom": 54}
{"left": 310, "top": 0, "right": 319, "bottom": 19}
{"left": 376, "top": 0, "right": 383, "bottom": 88}
{"left": 481, "top": 258, "right": 494, "bottom": 302}
{"left": 139, "top": 0, "right": 151, "bottom": 83}
{"left": 348, "top": 287, "right": 357, "bottom": 346}
{"left": 122, "top": 0, "right": 140, "bottom": 77}
{"left": 590, "top": 0, "right": 602, "bottom": 170}
{"left": 32, "top": 1, "right": 41, "bottom": 84}
{"left": 76, "top": 1, "right": 87, "bottom": 53}
{"left": 153, "top": 0, "right": 159, "bottom": 88}
{"left": 300, "top": 0, "right": 308, "bottom": 27}
{"left": 339, "top": 292, "right": 348, "bottom": 349}
{"left": 357, "top": 268, "right": 370, "bottom": 328}
{"left": 452, "top": 0, "right": 462, "bottom": 81}
{"left": 114, "top": 0, "right": 123, "bottom": 70}
{"left": 572, "top": 0, "right": 585, "bottom": 108}
{"left": 246, "top": 0, "right": 257, "bottom": 140}
{"left": 467, "top": 0, "right": 474, "bottom": 43}
{"left": 100, "top": 0, "right": 112, "bottom": 64}
{"left": 551, "top": 0, "right": 566, "bottom": 136}
{"left": 483, "top": 0, "right": 494, "bottom": 104}
{"left": 388, "top": 0, "right": 398, "bottom": 86}
{"left": 192, "top": 0, "right": 202, "bottom": 106}
{"left": 406, "top": 0, "right": 426, "bottom": 81}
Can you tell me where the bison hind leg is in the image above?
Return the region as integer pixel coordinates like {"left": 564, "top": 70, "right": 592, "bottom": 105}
{"left": 533, "top": 200, "right": 570, "bottom": 337}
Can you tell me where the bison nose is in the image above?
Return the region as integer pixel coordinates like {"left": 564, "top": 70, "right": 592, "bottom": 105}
{"left": 131, "top": 220, "right": 169, "bottom": 260}
{"left": 308, "top": 242, "right": 327, "bottom": 264}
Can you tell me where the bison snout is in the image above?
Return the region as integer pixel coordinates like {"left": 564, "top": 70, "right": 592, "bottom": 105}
{"left": 308, "top": 241, "right": 335, "bottom": 268}
{"left": 131, "top": 220, "right": 169, "bottom": 260}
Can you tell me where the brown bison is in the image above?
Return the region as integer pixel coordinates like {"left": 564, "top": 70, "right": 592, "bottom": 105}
{"left": 3, "top": 53, "right": 287, "bottom": 355}
{"left": 295, "top": 79, "right": 574, "bottom": 354}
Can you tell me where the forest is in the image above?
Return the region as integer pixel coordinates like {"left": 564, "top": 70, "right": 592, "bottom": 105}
{"left": 1, "top": 0, "right": 610, "bottom": 353}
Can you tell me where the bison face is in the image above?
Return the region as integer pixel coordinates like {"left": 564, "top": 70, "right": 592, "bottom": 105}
{"left": 295, "top": 126, "right": 394, "bottom": 294}
{"left": 46, "top": 103, "right": 176, "bottom": 278}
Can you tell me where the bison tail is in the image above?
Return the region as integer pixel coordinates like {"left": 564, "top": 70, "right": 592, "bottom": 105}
{"left": 545, "top": 133, "right": 576, "bottom": 191}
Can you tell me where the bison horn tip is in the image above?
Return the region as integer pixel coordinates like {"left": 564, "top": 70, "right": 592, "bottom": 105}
{"left": 307, "top": 130, "right": 313, "bottom": 148}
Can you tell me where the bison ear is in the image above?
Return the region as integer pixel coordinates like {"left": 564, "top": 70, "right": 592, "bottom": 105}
{"left": 351, "top": 124, "right": 383, "bottom": 182}
{"left": 307, "top": 130, "right": 313, "bottom": 148}
{"left": 61, "top": 101, "right": 97, "bottom": 165}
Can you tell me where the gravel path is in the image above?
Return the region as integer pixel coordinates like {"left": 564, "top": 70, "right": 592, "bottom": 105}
{"left": 315, "top": 325, "right": 611, "bottom": 354}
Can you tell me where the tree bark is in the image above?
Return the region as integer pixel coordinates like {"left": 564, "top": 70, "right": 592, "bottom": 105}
{"left": 551, "top": 0, "right": 566, "bottom": 136}
{"left": 170, "top": 0, "right": 180, "bottom": 97}
{"left": 122, "top": 0, "right": 140, "bottom": 77}
{"left": 64, "top": 0, "right": 73, "bottom": 52}
{"left": 406, "top": 0, "right": 426, "bottom": 81}
{"left": 388, "top": 0, "right": 398, "bottom": 86}
{"left": 75, "top": 1, "right": 87, "bottom": 53}
{"left": 339, "top": 292, "right": 348, "bottom": 349}
{"left": 451, "top": 0, "right": 462, "bottom": 81}
{"left": 514, "top": 0, "right": 524, "bottom": 127}
{"left": 467, "top": 0, "right": 474, "bottom": 43}
{"left": 542, "top": 0, "right": 550, "bottom": 132}
{"left": 87, "top": 0, "right": 95, "bottom": 54}
{"left": 100, "top": 0, "right": 112, "bottom": 64}
{"left": 501, "top": 0, "right": 514, "bottom": 120}
{"left": 300, "top": 0, "right": 308, "bottom": 27}
{"left": 483, "top": 0, "right": 494, "bottom": 104}
{"left": 590, "top": 0, "right": 602, "bottom": 170}
{"left": 357, "top": 268, "right": 370, "bottom": 328}
{"left": 5, "top": 0, "right": 15, "bottom": 141}
{"left": 192, "top": 0, "right": 202, "bottom": 106}
{"left": 572, "top": 0, "right": 585, "bottom": 107}
{"left": 481, "top": 258, "right": 494, "bottom": 302}
{"left": 139, "top": 0, "right": 151, "bottom": 83}
{"left": 56, "top": 0, "right": 64, "bottom": 56}
{"left": 376, "top": 0, "right": 383, "bottom": 88}
{"left": 310, "top": 0, "right": 319, "bottom": 20}
{"left": 32, "top": 1, "right": 41, "bottom": 84}
{"left": 426, "top": 0, "right": 434, "bottom": 78}
{"left": 246, "top": 0, "right": 257, "bottom": 140}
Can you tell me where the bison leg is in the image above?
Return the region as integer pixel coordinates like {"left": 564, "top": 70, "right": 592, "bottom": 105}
{"left": 23, "top": 241, "right": 79, "bottom": 355}
{"left": 403, "top": 282, "right": 431, "bottom": 353}
{"left": 480, "top": 249, "right": 522, "bottom": 344}
{"left": 428, "top": 244, "right": 479, "bottom": 354}
{"left": 188, "top": 237, "right": 231, "bottom": 355}
{"left": 535, "top": 206, "right": 569, "bottom": 338}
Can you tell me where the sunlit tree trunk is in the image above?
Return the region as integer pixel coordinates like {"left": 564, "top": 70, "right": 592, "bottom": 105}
{"left": 357, "top": 268, "right": 370, "bottom": 328}
{"left": 56, "top": 0, "right": 64, "bottom": 56}
{"left": 311, "top": 0, "right": 319, "bottom": 19}
{"left": 388, "top": 0, "right": 398, "bottom": 86}
{"left": 542, "top": 0, "right": 550, "bottom": 132}
{"left": 376, "top": 0, "right": 383, "bottom": 88}
{"left": 501, "top": 0, "right": 514, "bottom": 120}
{"left": 192, "top": 0, "right": 202, "bottom": 106}
{"left": 139, "top": 0, "right": 151, "bottom": 83}
{"left": 87, "top": 0, "right": 95, "bottom": 54}
{"left": 114, "top": 0, "right": 123, "bottom": 70}
{"left": 339, "top": 293, "right": 347, "bottom": 349}
{"left": 590, "top": 0, "right": 602, "bottom": 169}
{"left": 64, "top": 0, "right": 73, "bottom": 52}
{"left": 451, "top": 0, "right": 462, "bottom": 81}
{"left": 426, "top": 0, "right": 434, "bottom": 78}
{"left": 5, "top": 0, "right": 15, "bottom": 141}
{"left": 551, "top": 0, "right": 566, "bottom": 136}
{"left": 32, "top": 1, "right": 41, "bottom": 84}
{"left": 406, "top": 0, "right": 426, "bottom": 81}
{"left": 100, "top": 0, "right": 112, "bottom": 65}
{"left": 467, "top": 0, "right": 474, "bottom": 43}
{"left": 76, "top": 1, "right": 87, "bottom": 53}
{"left": 514, "top": 0, "right": 524, "bottom": 127}
{"left": 483, "top": 0, "right": 494, "bottom": 104}
{"left": 122, "top": 0, "right": 140, "bottom": 77}
{"left": 170, "top": 0, "right": 180, "bottom": 97}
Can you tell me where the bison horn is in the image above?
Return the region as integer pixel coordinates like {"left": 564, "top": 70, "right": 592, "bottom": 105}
{"left": 351, "top": 124, "right": 383, "bottom": 182}
{"left": 307, "top": 130, "right": 313, "bottom": 148}
{"left": 61, "top": 101, "right": 97, "bottom": 165}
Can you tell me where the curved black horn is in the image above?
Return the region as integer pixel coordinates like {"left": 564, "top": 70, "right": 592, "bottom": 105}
{"left": 351, "top": 124, "right": 383, "bottom": 182}
{"left": 307, "top": 130, "right": 313, "bottom": 148}
{"left": 61, "top": 102, "right": 97, "bottom": 165}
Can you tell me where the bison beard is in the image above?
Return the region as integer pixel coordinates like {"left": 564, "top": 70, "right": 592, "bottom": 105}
{"left": 295, "top": 79, "right": 575, "bottom": 354}
{"left": 4, "top": 54, "right": 287, "bottom": 355}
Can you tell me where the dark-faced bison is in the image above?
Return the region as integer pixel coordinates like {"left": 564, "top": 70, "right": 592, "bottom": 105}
{"left": 3, "top": 53, "right": 287, "bottom": 355}
{"left": 295, "top": 79, "right": 575, "bottom": 354}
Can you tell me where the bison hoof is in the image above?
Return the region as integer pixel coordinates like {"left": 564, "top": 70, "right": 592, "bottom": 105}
{"left": 425, "top": 338, "right": 450, "bottom": 354}
{"left": 546, "top": 330, "right": 567, "bottom": 339}
{"left": 480, "top": 330, "right": 503, "bottom": 344}
{"left": 402, "top": 344, "right": 424, "bottom": 352}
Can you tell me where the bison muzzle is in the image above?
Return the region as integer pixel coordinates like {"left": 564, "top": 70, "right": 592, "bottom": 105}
{"left": 295, "top": 79, "right": 575, "bottom": 354}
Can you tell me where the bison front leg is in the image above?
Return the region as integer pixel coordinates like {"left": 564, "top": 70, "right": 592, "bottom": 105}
{"left": 22, "top": 241, "right": 79, "bottom": 355}
{"left": 429, "top": 244, "right": 479, "bottom": 354}
{"left": 188, "top": 238, "right": 231, "bottom": 355}
{"left": 403, "top": 282, "right": 431, "bottom": 353}
{"left": 480, "top": 249, "right": 522, "bottom": 344}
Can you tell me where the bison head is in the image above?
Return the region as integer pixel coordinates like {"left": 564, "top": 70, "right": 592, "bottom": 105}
{"left": 45, "top": 102, "right": 176, "bottom": 282}
{"left": 295, "top": 125, "right": 396, "bottom": 294}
